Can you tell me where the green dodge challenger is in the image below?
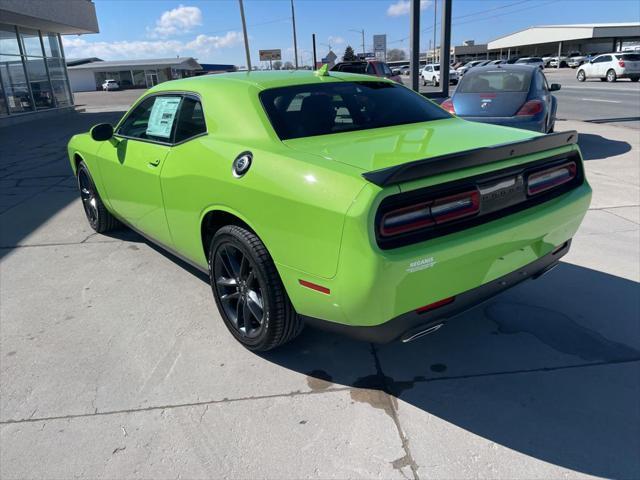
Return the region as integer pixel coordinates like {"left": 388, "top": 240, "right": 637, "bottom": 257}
{"left": 67, "top": 70, "right": 591, "bottom": 351}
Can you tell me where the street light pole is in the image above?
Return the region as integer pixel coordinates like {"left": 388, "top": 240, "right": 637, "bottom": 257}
{"left": 238, "top": 0, "right": 251, "bottom": 71}
{"left": 312, "top": 33, "right": 317, "bottom": 67}
{"left": 349, "top": 29, "right": 365, "bottom": 58}
{"left": 291, "top": 0, "right": 299, "bottom": 69}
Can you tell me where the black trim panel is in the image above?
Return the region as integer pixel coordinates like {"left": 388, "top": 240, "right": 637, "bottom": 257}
{"left": 362, "top": 130, "right": 578, "bottom": 187}
{"left": 302, "top": 240, "right": 571, "bottom": 344}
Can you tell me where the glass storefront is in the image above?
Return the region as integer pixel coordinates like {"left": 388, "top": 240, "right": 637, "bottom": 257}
{"left": 0, "top": 23, "right": 73, "bottom": 117}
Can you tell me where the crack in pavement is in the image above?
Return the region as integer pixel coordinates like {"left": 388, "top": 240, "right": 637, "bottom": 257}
{"left": 2, "top": 358, "right": 638, "bottom": 427}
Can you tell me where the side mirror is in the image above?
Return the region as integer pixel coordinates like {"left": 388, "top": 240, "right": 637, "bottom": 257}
{"left": 549, "top": 83, "right": 561, "bottom": 92}
{"left": 90, "top": 123, "right": 113, "bottom": 141}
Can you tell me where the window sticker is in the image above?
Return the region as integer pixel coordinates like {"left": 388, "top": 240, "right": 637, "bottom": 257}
{"left": 146, "top": 97, "right": 181, "bottom": 139}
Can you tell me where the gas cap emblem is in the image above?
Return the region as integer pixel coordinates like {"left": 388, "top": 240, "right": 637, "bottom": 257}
{"left": 232, "top": 151, "right": 252, "bottom": 178}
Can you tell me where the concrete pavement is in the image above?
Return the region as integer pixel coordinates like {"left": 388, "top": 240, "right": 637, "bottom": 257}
{"left": 0, "top": 100, "right": 638, "bottom": 479}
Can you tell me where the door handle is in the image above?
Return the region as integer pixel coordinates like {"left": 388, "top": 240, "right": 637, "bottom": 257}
{"left": 148, "top": 159, "right": 161, "bottom": 167}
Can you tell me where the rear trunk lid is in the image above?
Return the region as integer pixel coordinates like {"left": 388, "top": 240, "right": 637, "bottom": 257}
{"left": 453, "top": 92, "right": 529, "bottom": 117}
{"left": 283, "top": 117, "right": 538, "bottom": 174}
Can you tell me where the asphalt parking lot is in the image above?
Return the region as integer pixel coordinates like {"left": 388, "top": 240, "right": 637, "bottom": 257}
{"left": 1, "top": 88, "right": 639, "bottom": 479}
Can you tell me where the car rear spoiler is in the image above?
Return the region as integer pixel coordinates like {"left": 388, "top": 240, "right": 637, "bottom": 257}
{"left": 362, "top": 130, "right": 578, "bottom": 187}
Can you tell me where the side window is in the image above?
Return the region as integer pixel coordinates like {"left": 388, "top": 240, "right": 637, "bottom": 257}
{"left": 174, "top": 97, "right": 207, "bottom": 143}
{"left": 117, "top": 95, "right": 181, "bottom": 142}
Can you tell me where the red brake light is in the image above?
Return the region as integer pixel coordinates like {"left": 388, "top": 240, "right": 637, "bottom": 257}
{"left": 619, "top": 60, "right": 625, "bottom": 67}
{"left": 380, "top": 202, "right": 434, "bottom": 237}
{"left": 416, "top": 296, "right": 455, "bottom": 314}
{"left": 441, "top": 98, "right": 455, "bottom": 114}
{"left": 516, "top": 100, "right": 543, "bottom": 116}
{"left": 527, "top": 161, "right": 577, "bottom": 195}
{"left": 430, "top": 190, "right": 480, "bottom": 224}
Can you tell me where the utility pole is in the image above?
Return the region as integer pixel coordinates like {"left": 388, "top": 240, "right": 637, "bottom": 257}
{"left": 291, "top": 0, "right": 299, "bottom": 69}
{"left": 349, "top": 29, "right": 365, "bottom": 58}
{"left": 238, "top": 0, "right": 251, "bottom": 71}
{"left": 410, "top": 0, "right": 420, "bottom": 91}
{"left": 433, "top": 0, "right": 437, "bottom": 64}
{"left": 312, "top": 33, "right": 317, "bottom": 68}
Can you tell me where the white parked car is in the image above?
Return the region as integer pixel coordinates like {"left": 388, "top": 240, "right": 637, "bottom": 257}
{"left": 549, "top": 52, "right": 585, "bottom": 68}
{"left": 102, "top": 79, "right": 119, "bottom": 91}
{"left": 576, "top": 52, "right": 640, "bottom": 82}
{"left": 515, "top": 57, "right": 545, "bottom": 69}
{"left": 456, "top": 60, "right": 485, "bottom": 76}
{"left": 421, "top": 64, "right": 459, "bottom": 86}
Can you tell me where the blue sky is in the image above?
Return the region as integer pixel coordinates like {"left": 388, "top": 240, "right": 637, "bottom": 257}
{"left": 62, "top": 0, "right": 640, "bottom": 67}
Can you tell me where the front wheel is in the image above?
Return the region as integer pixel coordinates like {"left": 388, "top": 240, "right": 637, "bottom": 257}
{"left": 209, "top": 225, "right": 303, "bottom": 351}
{"left": 77, "top": 162, "right": 120, "bottom": 233}
{"left": 577, "top": 70, "right": 586, "bottom": 82}
{"left": 433, "top": 77, "right": 439, "bottom": 86}
{"left": 631, "top": 77, "right": 639, "bottom": 82}
{"left": 606, "top": 69, "right": 617, "bottom": 82}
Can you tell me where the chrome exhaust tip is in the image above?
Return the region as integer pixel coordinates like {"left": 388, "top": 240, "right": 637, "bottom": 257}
{"left": 402, "top": 323, "right": 444, "bottom": 343}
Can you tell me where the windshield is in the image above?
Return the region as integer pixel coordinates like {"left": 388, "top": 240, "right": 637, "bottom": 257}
{"left": 260, "top": 81, "right": 451, "bottom": 140}
{"left": 458, "top": 70, "right": 531, "bottom": 93}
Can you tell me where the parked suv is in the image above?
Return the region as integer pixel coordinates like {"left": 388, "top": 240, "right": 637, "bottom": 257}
{"left": 102, "top": 79, "right": 119, "bottom": 91}
{"left": 421, "top": 63, "right": 459, "bottom": 86}
{"left": 331, "top": 61, "right": 402, "bottom": 83}
{"left": 576, "top": 53, "right": 640, "bottom": 82}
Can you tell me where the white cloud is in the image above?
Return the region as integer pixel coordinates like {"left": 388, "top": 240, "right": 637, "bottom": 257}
{"left": 386, "top": 0, "right": 431, "bottom": 17}
{"left": 151, "top": 5, "right": 202, "bottom": 37}
{"left": 62, "top": 32, "right": 242, "bottom": 61}
{"left": 328, "top": 35, "right": 345, "bottom": 46}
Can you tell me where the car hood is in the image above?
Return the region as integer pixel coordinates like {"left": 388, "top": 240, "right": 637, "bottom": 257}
{"left": 282, "top": 117, "right": 539, "bottom": 173}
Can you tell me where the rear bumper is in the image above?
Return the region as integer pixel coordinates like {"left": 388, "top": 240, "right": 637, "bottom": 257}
{"left": 303, "top": 240, "right": 570, "bottom": 343}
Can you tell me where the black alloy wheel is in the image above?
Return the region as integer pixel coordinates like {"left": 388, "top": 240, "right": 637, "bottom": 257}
{"left": 213, "top": 243, "right": 266, "bottom": 339}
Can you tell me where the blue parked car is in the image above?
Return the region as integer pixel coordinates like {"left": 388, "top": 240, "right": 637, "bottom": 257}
{"left": 440, "top": 64, "right": 560, "bottom": 133}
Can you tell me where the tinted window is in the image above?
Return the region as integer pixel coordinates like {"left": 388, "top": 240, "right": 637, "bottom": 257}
{"left": 260, "top": 81, "right": 451, "bottom": 140}
{"left": 366, "top": 63, "right": 376, "bottom": 74}
{"left": 458, "top": 70, "right": 531, "bottom": 93}
{"left": 175, "top": 97, "right": 207, "bottom": 143}
{"left": 118, "top": 95, "right": 181, "bottom": 142}
{"left": 619, "top": 54, "right": 640, "bottom": 61}
{"left": 595, "top": 55, "right": 612, "bottom": 63}
{"left": 380, "top": 63, "right": 393, "bottom": 75}
{"left": 334, "top": 63, "right": 367, "bottom": 74}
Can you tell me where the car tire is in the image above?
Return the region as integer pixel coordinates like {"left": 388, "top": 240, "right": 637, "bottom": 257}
{"left": 209, "top": 225, "right": 303, "bottom": 351}
{"left": 631, "top": 77, "right": 639, "bottom": 82}
{"left": 422, "top": 78, "right": 426, "bottom": 86}
{"left": 560, "top": 61, "right": 568, "bottom": 68}
{"left": 606, "top": 69, "right": 617, "bottom": 82}
{"left": 433, "top": 77, "right": 439, "bottom": 87}
{"left": 77, "top": 161, "right": 120, "bottom": 233}
{"left": 600, "top": 77, "right": 607, "bottom": 82}
{"left": 577, "top": 70, "right": 586, "bottom": 82}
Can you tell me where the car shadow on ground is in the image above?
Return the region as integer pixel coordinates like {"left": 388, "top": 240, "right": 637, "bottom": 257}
{"left": 577, "top": 132, "right": 631, "bottom": 161}
{"left": 259, "top": 262, "right": 640, "bottom": 479}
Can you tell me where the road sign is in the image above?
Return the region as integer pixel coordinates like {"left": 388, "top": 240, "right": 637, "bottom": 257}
{"left": 373, "top": 34, "right": 386, "bottom": 61}
{"left": 259, "top": 49, "right": 282, "bottom": 61}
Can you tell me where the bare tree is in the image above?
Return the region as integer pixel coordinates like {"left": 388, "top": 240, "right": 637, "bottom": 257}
{"left": 387, "top": 49, "right": 406, "bottom": 61}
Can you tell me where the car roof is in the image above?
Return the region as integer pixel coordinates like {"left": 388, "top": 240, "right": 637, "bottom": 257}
{"left": 149, "top": 69, "right": 391, "bottom": 93}
{"left": 467, "top": 64, "right": 538, "bottom": 73}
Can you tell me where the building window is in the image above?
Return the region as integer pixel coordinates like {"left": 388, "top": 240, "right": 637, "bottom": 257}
{"left": 0, "top": 23, "right": 73, "bottom": 117}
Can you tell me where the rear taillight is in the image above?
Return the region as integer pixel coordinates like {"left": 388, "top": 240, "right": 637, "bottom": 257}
{"left": 430, "top": 190, "right": 480, "bottom": 223}
{"left": 516, "top": 100, "right": 543, "bottom": 116}
{"left": 619, "top": 60, "right": 625, "bottom": 67}
{"left": 526, "top": 161, "right": 577, "bottom": 195}
{"left": 380, "top": 202, "right": 434, "bottom": 236}
{"left": 380, "top": 189, "right": 479, "bottom": 237}
{"left": 441, "top": 98, "right": 455, "bottom": 114}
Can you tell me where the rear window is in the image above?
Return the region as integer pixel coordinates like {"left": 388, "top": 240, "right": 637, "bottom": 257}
{"left": 619, "top": 54, "right": 640, "bottom": 61}
{"left": 333, "top": 63, "right": 367, "bottom": 74}
{"left": 458, "top": 70, "right": 531, "bottom": 93}
{"left": 260, "top": 81, "right": 451, "bottom": 140}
